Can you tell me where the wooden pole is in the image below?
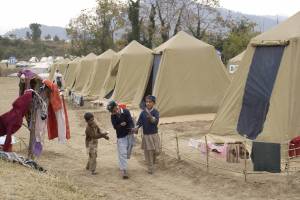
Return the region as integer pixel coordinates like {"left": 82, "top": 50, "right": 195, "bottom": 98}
{"left": 293, "top": 144, "right": 296, "bottom": 159}
{"left": 28, "top": 101, "right": 36, "bottom": 160}
{"left": 160, "top": 131, "right": 163, "bottom": 153}
{"left": 205, "top": 135, "right": 209, "bottom": 172}
{"left": 286, "top": 142, "right": 290, "bottom": 188}
{"left": 160, "top": 131, "right": 166, "bottom": 167}
{"left": 175, "top": 132, "right": 181, "bottom": 161}
{"left": 243, "top": 139, "right": 247, "bottom": 182}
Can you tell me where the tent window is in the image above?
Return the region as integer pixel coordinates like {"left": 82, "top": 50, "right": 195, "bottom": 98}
{"left": 140, "top": 54, "right": 162, "bottom": 108}
{"left": 237, "top": 46, "right": 285, "bottom": 139}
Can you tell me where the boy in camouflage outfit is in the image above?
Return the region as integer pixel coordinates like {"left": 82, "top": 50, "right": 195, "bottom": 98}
{"left": 84, "top": 112, "right": 109, "bottom": 175}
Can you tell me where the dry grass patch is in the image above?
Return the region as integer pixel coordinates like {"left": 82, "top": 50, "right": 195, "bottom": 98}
{"left": 0, "top": 160, "right": 106, "bottom": 200}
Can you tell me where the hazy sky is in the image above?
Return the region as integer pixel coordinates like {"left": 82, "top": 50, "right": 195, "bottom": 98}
{"left": 0, "top": 0, "right": 299, "bottom": 34}
{"left": 221, "top": 0, "right": 300, "bottom": 16}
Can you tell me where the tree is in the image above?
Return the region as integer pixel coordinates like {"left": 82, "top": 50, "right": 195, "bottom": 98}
{"left": 45, "top": 34, "right": 52, "bottom": 40}
{"left": 222, "top": 18, "right": 258, "bottom": 63}
{"left": 29, "top": 23, "right": 42, "bottom": 42}
{"left": 94, "top": 0, "right": 125, "bottom": 52}
{"left": 155, "top": 0, "right": 185, "bottom": 42}
{"left": 26, "top": 31, "right": 31, "bottom": 40}
{"left": 183, "top": 0, "right": 223, "bottom": 40}
{"left": 67, "top": 0, "right": 126, "bottom": 55}
{"left": 66, "top": 9, "right": 95, "bottom": 55}
{"left": 8, "top": 34, "right": 16, "bottom": 40}
{"left": 53, "top": 35, "right": 60, "bottom": 41}
{"left": 143, "top": 2, "right": 156, "bottom": 48}
{"left": 128, "top": 0, "right": 141, "bottom": 42}
{"left": 173, "top": 4, "right": 184, "bottom": 35}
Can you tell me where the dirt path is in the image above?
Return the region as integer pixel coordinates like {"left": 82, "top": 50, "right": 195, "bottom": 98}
{"left": 1, "top": 77, "right": 300, "bottom": 200}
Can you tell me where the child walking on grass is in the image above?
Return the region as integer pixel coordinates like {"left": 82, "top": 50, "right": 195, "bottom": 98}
{"left": 84, "top": 112, "right": 109, "bottom": 175}
{"left": 134, "top": 95, "right": 160, "bottom": 174}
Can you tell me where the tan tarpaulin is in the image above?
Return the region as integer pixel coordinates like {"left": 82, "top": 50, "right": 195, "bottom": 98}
{"left": 48, "top": 63, "right": 58, "bottom": 80}
{"left": 57, "top": 58, "right": 70, "bottom": 76}
{"left": 64, "top": 57, "right": 81, "bottom": 89}
{"left": 81, "top": 49, "right": 116, "bottom": 97}
{"left": 153, "top": 31, "right": 230, "bottom": 117}
{"left": 209, "top": 11, "right": 300, "bottom": 147}
{"left": 99, "top": 53, "right": 121, "bottom": 98}
{"left": 227, "top": 50, "right": 246, "bottom": 76}
{"left": 111, "top": 41, "right": 153, "bottom": 106}
{"left": 72, "top": 53, "right": 97, "bottom": 92}
{"left": 228, "top": 50, "right": 246, "bottom": 66}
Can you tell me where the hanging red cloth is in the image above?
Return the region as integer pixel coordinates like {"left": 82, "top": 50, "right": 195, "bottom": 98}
{"left": 43, "top": 80, "right": 70, "bottom": 141}
{"left": 62, "top": 97, "right": 70, "bottom": 140}
{"left": 289, "top": 136, "right": 300, "bottom": 157}
{"left": 0, "top": 90, "right": 32, "bottom": 151}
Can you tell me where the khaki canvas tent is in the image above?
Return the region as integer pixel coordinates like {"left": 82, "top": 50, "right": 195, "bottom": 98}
{"left": 209, "top": 12, "right": 300, "bottom": 151}
{"left": 72, "top": 53, "right": 97, "bottom": 92}
{"left": 99, "top": 41, "right": 152, "bottom": 101}
{"left": 57, "top": 58, "right": 71, "bottom": 76}
{"left": 149, "top": 31, "right": 230, "bottom": 117}
{"left": 80, "top": 49, "right": 116, "bottom": 97}
{"left": 99, "top": 54, "right": 120, "bottom": 99}
{"left": 227, "top": 50, "right": 245, "bottom": 74}
{"left": 64, "top": 57, "right": 82, "bottom": 89}
{"left": 109, "top": 41, "right": 153, "bottom": 105}
{"left": 48, "top": 62, "right": 58, "bottom": 81}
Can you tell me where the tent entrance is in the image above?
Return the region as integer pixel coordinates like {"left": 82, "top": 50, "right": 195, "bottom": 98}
{"left": 237, "top": 46, "right": 285, "bottom": 139}
{"left": 140, "top": 54, "right": 162, "bottom": 108}
{"left": 104, "top": 86, "right": 115, "bottom": 99}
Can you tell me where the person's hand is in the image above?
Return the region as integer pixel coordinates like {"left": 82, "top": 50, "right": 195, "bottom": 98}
{"left": 132, "top": 127, "right": 139, "bottom": 134}
{"left": 147, "top": 115, "right": 156, "bottom": 123}
{"left": 146, "top": 113, "right": 152, "bottom": 119}
{"left": 120, "top": 122, "right": 127, "bottom": 126}
{"left": 103, "top": 132, "right": 109, "bottom": 140}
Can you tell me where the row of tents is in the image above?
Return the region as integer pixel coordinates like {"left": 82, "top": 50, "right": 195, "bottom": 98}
{"left": 49, "top": 11, "right": 300, "bottom": 161}
{"left": 49, "top": 31, "right": 231, "bottom": 117}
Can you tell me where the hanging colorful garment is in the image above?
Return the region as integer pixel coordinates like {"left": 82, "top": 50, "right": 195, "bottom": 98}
{"left": 0, "top": 90, "right": 33, "bottom": 151}
{"left": 32, "top": 91, "right": 49, "bottom": 157}
{"left": 17, "top": 69, "right": 37, "bottom": 80}
{"left": 43, "top": 80, "right": 70, "bottom": 142}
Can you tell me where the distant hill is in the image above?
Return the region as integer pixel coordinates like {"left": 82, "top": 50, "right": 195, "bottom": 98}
{"left": 218, "top": 8, "right": 287, "bottom": 32}
{"left": 3, "top": 8, "right": 288, "bottom": 41}
{"left": 0, "top": 38, "right": 68, "bottom": 60}
{"left": 5, "top": 25, "right": 69, "bottom": 40}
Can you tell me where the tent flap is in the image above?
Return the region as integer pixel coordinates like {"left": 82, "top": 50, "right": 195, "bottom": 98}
{"left": 237, "top": 46, "right": 285, "bottom": 139}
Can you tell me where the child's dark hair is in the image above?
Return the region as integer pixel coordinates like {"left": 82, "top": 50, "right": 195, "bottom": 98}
{"left": 107, "top": 100, "right": 118, "bottom": 112}
{"left": 145, "top": 95, "right": 156, "bottom": 103}
{"left": 84, "top": 112, "right": 94, "bottom": 122}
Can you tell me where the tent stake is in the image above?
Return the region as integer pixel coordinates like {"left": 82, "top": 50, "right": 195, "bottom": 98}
{"left": 175, "top": 132, "right": 181, "bottom": 161}
{"left": 205, "top": 135, "right": 209, "bottom": 172}
{"left": 243, "top": 139, "right": 247, "bottom": 182}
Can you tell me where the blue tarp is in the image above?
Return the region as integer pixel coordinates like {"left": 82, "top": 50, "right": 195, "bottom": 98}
{"left": 237, "top": 46, "right": 285, "bottom": 139}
